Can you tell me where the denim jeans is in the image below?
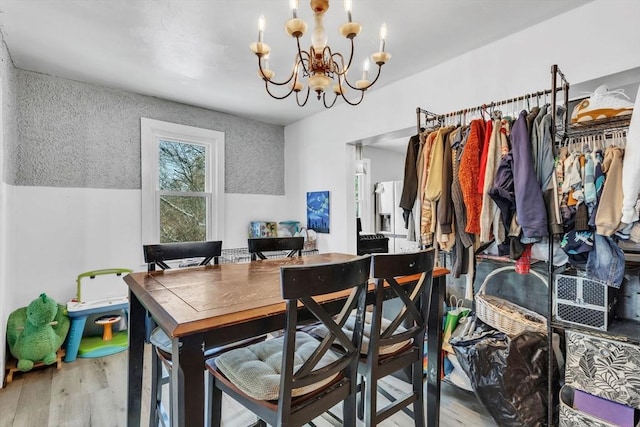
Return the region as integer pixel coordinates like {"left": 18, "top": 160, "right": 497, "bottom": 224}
{"left": 586, "top": 233, "right": 625, "bottom": 288}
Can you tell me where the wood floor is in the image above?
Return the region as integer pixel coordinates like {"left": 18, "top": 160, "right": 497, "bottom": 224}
{"left": 0, "top": 345, "right": 497, "bottom": 427}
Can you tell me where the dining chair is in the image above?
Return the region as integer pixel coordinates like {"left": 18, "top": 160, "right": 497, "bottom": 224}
{"left": 247, "top": 236, "right": 304, "bottom": 260}
{"left": 143, "top": 240, "right": 223, "bottom": 427}
{"left": 357, "top": 249, "right": 435, "bottom": 426}
{"left": 205, "top": 255, "right": 372, "bottom": 427}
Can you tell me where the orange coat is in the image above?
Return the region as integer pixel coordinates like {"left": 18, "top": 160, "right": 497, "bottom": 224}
{"left": 459, "top": 119, "right": 485, "bottom": 234}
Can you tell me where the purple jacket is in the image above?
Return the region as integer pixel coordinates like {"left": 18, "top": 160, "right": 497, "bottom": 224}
{"left": 511, "top": 111, "right": 548, "bottom": 238}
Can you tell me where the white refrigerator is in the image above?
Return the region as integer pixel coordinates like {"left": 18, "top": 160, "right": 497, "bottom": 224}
{"left": 374, "top": 181, "right": 419, "bottom": 253}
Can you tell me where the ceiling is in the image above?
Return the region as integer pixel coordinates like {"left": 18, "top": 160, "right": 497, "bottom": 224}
{"left": 0, "top": 0, "right": 590, "bottom": 127}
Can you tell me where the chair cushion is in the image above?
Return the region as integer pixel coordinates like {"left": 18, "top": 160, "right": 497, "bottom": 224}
{"left": 308, "top": 311, "right": 412, "bottom": 356}
{"left": 149, "top": 327, "right": 181, "bottom": 354}
{"left": 213, "top": 332, "right": 340, "bottom": 401}
{"left": 150, "top": 327, "right": 267, "bottom": 364}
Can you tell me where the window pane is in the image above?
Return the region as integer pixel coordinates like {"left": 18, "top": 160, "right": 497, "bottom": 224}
{"left": 160, "top": 195, "right": 206, "bottom": 243}
{"left": 159, "top": 140, "right": 206, "bottom": 192}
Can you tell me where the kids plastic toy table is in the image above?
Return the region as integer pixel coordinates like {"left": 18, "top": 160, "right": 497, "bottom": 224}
{"left": 65, "top": 268, "right": 132, "bottom": 362}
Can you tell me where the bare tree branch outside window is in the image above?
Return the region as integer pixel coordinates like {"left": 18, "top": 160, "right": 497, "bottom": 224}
{"left": 158, "top": 140, "right": 207, "bottom": 243}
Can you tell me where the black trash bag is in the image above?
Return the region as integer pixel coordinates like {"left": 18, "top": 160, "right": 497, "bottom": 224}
{"left": 452, "top": 329, "right": 555, "bottom": 427}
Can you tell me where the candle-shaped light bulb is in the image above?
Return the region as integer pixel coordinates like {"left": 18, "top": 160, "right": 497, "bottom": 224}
{"left": 344, "top": 0, "right": 353, "bottom": 22}
{"left": 289, "top": 0, "right": 298, "bottom": 18}
{"left": 258, "top": 15, "right": 266, "bottom": 43}
{"left": 379, "top": 22, "right": 387, "bottom": 52}
{"left": 362, "top": 58, "right": 370, "bottom": 80}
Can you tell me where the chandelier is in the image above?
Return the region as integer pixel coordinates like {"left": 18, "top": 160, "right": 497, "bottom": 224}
{"left": 249, "top": 0, "right": 390, "bottom": 108}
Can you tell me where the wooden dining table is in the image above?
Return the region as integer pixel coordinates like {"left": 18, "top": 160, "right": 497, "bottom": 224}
{"left": 124, "top": 252, "right": 448, "bottom": 427}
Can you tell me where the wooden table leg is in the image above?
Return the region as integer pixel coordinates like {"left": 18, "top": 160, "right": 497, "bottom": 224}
{"left": 126, "top": 290, "right": 145, "bottom": 427}
{"left": 426, "top": 275, "right": 445, "bottom": 427}
{"left": 172, "top": 333, "right": 205, "bottom": 427}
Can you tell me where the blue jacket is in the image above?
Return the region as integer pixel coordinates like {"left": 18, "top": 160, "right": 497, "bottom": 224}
{"left": 511, "top": 111, "right": 548, "bottom": 238}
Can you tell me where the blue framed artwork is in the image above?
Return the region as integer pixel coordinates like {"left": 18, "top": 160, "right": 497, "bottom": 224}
{"left": 307, "top": 191, "right": 330, "bottom": 233}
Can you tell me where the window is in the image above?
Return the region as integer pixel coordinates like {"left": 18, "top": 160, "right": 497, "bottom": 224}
{"left": 141, "top": 118, "right": 225, "bottom": 245}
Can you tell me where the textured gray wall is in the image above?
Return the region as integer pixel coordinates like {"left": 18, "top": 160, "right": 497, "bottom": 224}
{"left": 1, "top": 40, "right": 18, "bottom": 184}
{"left": 15, "top": 70, "right": 284, "bottom": 194}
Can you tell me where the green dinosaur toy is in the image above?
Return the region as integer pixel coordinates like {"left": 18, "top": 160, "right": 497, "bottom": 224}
{"left": 6, "top": 293, "right": 70, "bottom": 371}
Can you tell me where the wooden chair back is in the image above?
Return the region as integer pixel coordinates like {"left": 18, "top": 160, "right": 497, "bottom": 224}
{"left": 369, "top": 250, "right": 435, "bottom": 357}
{"left": 143, "top": 241, "right": 222, "bottom": 271}
{"left": 248, "top": 237, "right": 304, "bottom": 261}
{"left": 359, "top": 249, "right": 435, "bottom": 426}
{"left": 274, "top": 255, "right": 372, "bottom": 425}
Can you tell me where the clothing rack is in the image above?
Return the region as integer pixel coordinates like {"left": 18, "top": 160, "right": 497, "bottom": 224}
{"left": 563, "top": 115, "right": 631, "bottom": 139}
{"left": 416, "top": 88, "right": 568, "bottom": 129}
{"left": 415, "top": 108, "right": 440, "bottom": 133}
{"left": 414, "top": 64, "right": 571, "bottom": 427}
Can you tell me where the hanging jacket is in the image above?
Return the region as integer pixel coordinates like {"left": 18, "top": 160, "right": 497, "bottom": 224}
{"left": 526, "top": 106, "right": 540, "bottom": 137}
{"left": 477, "top": 118, "right": 493, "bottom": 194}
{"left": 451, "top": 126, "right": 475, "bottom": 249}
{"left": 538, "top": 112, "right": 555, "bottom": 192}
{"left": 400, "top": 134, "right": 421, "bottom": 227}
{"left": 459, "top": 119, "right": 486, "bottom": 234}
{"left": 595, "top": 146, "right": 625, "bottom": 236}
{"left": 489, "top": 151, "right": 516, "bottom": 231}
{"left": 530, "top": 104, "right": 548, "bottom": 179}
{"left": 588, "top": 149, "right": 605, "bottom": 228}
{"left": 511, "top": 110, "right": 548, "bottom": 238}
{"left": 480, "top": 118, "right": 509, "bottom": 243}
{"left": 621, "top": 85, "right": 640, "bottom": 224}
{"left": 424, "top": 127, "right": 454, "bottom": 240}
{"left": 437, "top": 128, "right": 456, "bottom": 237}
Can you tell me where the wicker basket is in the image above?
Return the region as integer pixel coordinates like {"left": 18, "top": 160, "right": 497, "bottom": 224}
{"left": 300, "top": 227, "right": 316, "bottom": 250}
{"left": 475, "top": 266, "right": 547, "bottom": 336}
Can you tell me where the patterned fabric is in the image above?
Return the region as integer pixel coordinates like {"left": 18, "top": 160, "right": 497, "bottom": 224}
{"left": 214, "top": 332, "right": 339, "bottom": 401}
{"left": 565, "top": 330, "right": 640, "bottom": 409}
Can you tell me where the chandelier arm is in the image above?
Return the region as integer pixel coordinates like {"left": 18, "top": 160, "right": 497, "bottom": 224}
{"left": 264, "top": 79, "right": 297, "bottom": 100}
{"left": 366, "top": 63, "right": 384, "bottom": 87}
{"left": 341, "top": 75, "right": 361, "bottom": 91}
{"left": 257, "top": 55, "right": 297, "bottom": 87}
{"left": 330, "top": 52, "right": 347, "bottom": 75}
{"left": 322, "top": 92, "right": 338, "bottom": 109}
{"left": 299, "top": 56, "right": 311, "bottom": 78}
{"left": 296, "top": 87, "right": 311, "bottom": 107}
{"left": 295, "top": 36, "right": 310, "bottom": 76}
{"left": 342, "top": 61, "right": 384, "bottom": 91}
{"left": 339, "top": 88, "right": 365, "bottom": 106}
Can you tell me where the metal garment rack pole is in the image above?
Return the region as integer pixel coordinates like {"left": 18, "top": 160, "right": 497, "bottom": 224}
{"left": 549, "top": 63, "right": 570, "bottom": 427}
{"left": 416, "top": 87, "right": 564, "bottom": 131}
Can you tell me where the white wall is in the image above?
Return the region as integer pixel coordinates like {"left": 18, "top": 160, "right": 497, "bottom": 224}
{"left": 363, "top": 146, "right": 405, "bottom": 184}
{"left": 1, "top": 31, "right": 17, "bottom": 387}
{"left": 284, "top": 0, "right": 640, "bottom": 253}
{"left": 9, "top": 187, "right": 292, "bottom": 309}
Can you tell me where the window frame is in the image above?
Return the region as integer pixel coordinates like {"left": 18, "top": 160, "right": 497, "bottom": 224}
{"left": 141, "top": 118, "right": 225, "bottom": 246}
{"left": 355, "top": 158, "right": 372, "bottom": 233}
